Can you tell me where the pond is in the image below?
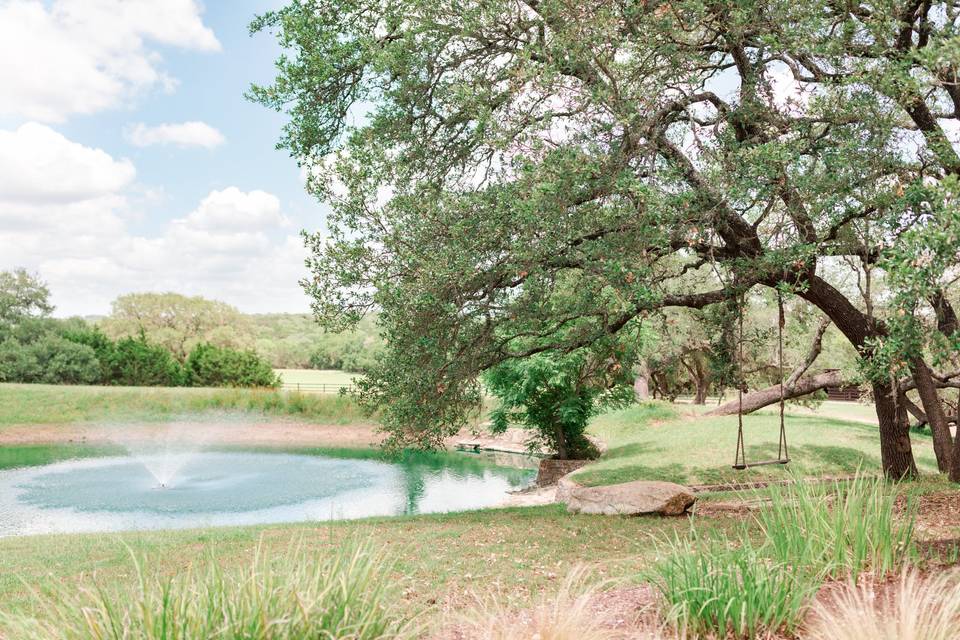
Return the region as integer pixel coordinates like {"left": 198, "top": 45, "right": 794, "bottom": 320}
{"left": 0, "top": 444, "right": 536, "bottom": 536}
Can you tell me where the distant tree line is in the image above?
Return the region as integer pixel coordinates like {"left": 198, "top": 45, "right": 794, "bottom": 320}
{"left": 100, "top": 292, "right": 384, "bottom": 373}
{"left": 0, "top": 270, "right": 277, "bottom": 388}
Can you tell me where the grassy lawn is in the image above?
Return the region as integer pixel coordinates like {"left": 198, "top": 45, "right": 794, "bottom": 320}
{"left": 580, "top": 402, "right": 938, "bottom": 486}
{"left": 0, "top": 383, "right": 367, "bottom": 427}
{"left": 0, "top": 506, "right": 745, "bottom": 622}
{"left": 0, "top": 384, "right": 953, "bottom": 636}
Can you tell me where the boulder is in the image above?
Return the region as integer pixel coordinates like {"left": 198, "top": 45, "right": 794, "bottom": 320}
{"left": 559, "top": 478, "right": 695, "bottom": 516}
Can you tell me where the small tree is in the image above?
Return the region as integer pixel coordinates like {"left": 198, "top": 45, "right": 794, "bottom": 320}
{"left": 484, "top": 344, "right": 636, "bottom": 460}
{"left": 0, "top": 269, "right": 53, "bottom": 326}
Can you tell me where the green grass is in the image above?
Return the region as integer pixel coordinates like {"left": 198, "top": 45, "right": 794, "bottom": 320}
{"left": 0, "top": 383, "right": 369, "bottom": 427}
{"left": 579, "top": 401, "right": 938, "bottom": 486}
{"left": 0, "top": 444, "right": 125, "bottom": 470}
{"left": 654, "top": 541, "right": 819, "bottom": 639}
{"left": 274, "top": 368, "right": 360, "bottom": 386}
{"left": 757, "top": 474, "right": 916, "bottom": 579}
{"left": 0, "top": 506, "right": 746, "bottom": 623}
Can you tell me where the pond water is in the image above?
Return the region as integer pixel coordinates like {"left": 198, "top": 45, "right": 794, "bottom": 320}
{"left": 0, "top": 445, "right": 536, "bottom": 536}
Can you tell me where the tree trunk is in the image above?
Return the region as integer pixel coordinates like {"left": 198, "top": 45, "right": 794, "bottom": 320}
{"left": 797, "top": 275, "right": 917, "bottom": 478}
{"left": 633, "top": 363, "right": 650, "bottom": 401}
{"left": 707, "top": 370, "right": 842, "bottom": 416}
{"left": 681, "top": 354, "right": 709, "bottom": 404}
{"left": 553, "top": 422, "right": 568, "bottom": 460}
{"left": 951, "top": 422, "right": 960, "bottom": 483}
{"left": 875, "top": 381, "right": 918, "bottom": 479}
{"left": 927, "top": 290, "right": 960, "bottom": 482}
{"left": 694, "top": 380, "right": 708, "bottom": 404}
{"left": 910, "top": 357, "right": 953, "bottom": 472}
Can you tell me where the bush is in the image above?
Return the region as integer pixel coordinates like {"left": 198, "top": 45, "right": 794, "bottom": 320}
{"left": 0, "top": 541, "right": 418, "bottom": 640}
{"left": 484, "top": 345, "right": 636, "bottom": 460}
{"left": 101, "top": 334, "right": 185, "bottom": 386}
{"left": 0, "top": 334, "right": 101, "bottom": 384}
{"left": 59, "top": 322, "right": 116, "bottom": 383}
{"left": 185, "top": 343, "right": 280, "bottom": 388}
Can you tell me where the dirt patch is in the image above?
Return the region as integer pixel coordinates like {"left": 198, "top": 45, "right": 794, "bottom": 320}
{"left": 0, "top": 419, "right": 552, "bottom": 458}
{"left": 0, "top": 420, "right": 385, "bottom": 449}
{"left": 909, "top": 491, "right": 960, "bottom": 542}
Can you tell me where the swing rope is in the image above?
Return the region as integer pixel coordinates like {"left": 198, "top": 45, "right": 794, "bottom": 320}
{"left": 733, "top": 293, "right": 747, "bottom": 469}
{"left": 732, "top": 291, "right": 790, "bottom": 470}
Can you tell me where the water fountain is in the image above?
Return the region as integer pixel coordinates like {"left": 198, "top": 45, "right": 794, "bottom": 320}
{"left": 108, "top": 420, "right": 212, "bottom": 489}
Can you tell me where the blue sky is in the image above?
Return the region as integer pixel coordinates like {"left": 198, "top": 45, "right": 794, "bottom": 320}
{"left": 0, "top": 0, "right": 326, "bottom": 316}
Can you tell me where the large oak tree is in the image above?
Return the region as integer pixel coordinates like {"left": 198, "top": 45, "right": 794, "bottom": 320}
{"left": 253, "top": 0, "right": 960, "bottom": 478}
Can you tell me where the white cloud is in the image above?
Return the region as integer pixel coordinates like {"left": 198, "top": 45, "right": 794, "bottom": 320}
{"left": 125, "top": 121, "right": 225, "bottom": 149}
{"left": 0, "top": 129, "right": 309, "bottom": 316}
{"left": 0, "top": 0, "right": 220, "bottom": 123}
{"left": 178, "top": 187, "right": 289, "bottom": 232}
{"left": 0, "top": 122, "right": 136, "bottom": 204}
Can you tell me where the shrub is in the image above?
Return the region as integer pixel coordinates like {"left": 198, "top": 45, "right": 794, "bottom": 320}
{"left": 0, "top": 334, "right": 101, "bottom": 384}
{"left": 185, "top": 342, "right": 280, "bottom": 388}
{"left": 755, "top": 474, "right": 915, "bottom": 579}
{"left": 0, "top": 541, "right": 418, "bottom": 640}
{"left": 805, "top": 568, "right": 960, "bottom": 640}
{"left": 101, "top": 334, "right": 185, "bottom": 386}
{"left": 59, "top": 322, "right": 116, "bottom": 383}
{"left": 653, "top": 540, "right": 818, "bottom": 639}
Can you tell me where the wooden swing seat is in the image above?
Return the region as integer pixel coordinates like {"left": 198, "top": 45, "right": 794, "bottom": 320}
{"left": 732, "top": 458, "right": 790, "bottom": 471}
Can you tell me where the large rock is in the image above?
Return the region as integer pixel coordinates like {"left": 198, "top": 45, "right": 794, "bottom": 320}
{"left": 559, "top": 477, "right": 695, "bottom": 516}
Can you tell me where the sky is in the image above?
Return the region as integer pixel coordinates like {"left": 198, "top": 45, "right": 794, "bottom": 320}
{"left": 0, "top": 0, "right": 325, "bottom": 316}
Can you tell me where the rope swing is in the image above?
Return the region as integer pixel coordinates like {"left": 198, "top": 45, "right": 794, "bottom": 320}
{"left": 732, "top": 290, "right": 791, "bottom": 470}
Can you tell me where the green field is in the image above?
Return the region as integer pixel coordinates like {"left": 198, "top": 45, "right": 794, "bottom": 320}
{"left": 0, "top": 383, "right": 368, "bottom": 427}
{"left": 274, "top": 368, "right": 360, "bottom": 386}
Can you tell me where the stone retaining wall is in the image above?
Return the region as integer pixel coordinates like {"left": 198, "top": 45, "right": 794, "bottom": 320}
{"left": 535, "top": 458, "right": 589, "bottom": 486}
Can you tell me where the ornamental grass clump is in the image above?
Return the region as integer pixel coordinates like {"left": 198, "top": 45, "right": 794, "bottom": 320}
{"left": 460, "top": 567, "right": 618, "bottom": 640}
{"left": 0, "top": 540, "right": 417, "bottom": 640}
{"left": 805, "top": 568, "right": 960, "bottom": 640}
{"left": 756, "top": 473, "right": 915, "bottom": 579}
{"left": 652, "top": 540, "right": 818, "bottom": 639}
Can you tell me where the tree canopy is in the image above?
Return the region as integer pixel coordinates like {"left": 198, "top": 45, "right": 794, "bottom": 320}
{"left": 0, "top": 268, "right": 53, "bottom": 325}
{"left": 102, "top": 292, "right": 252, "bottom": 362}
{"left": 254, "top": 0, "right": 960, "bottom": 475}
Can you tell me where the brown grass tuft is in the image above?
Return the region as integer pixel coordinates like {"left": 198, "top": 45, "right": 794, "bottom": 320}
{"left": 805, "top": 568, "right": 960, "bottom": 640}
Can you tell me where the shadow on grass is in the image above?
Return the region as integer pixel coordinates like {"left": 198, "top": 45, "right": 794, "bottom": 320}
{"left": 575, "top": 442, "right": 885, "bottom": 487}
{"left": 602, "top": 442, "right": 662, "bottom": 459}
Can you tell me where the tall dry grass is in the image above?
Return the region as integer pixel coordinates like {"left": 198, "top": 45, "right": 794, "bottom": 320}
{"left": 0, "top": 540, "right": 417, "bottom": 640}
{"left": 805, "top": 568, "right": 960, "bottom": 640}
{"left": 459, "top": 568, "right": 627, "bottom": 640}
